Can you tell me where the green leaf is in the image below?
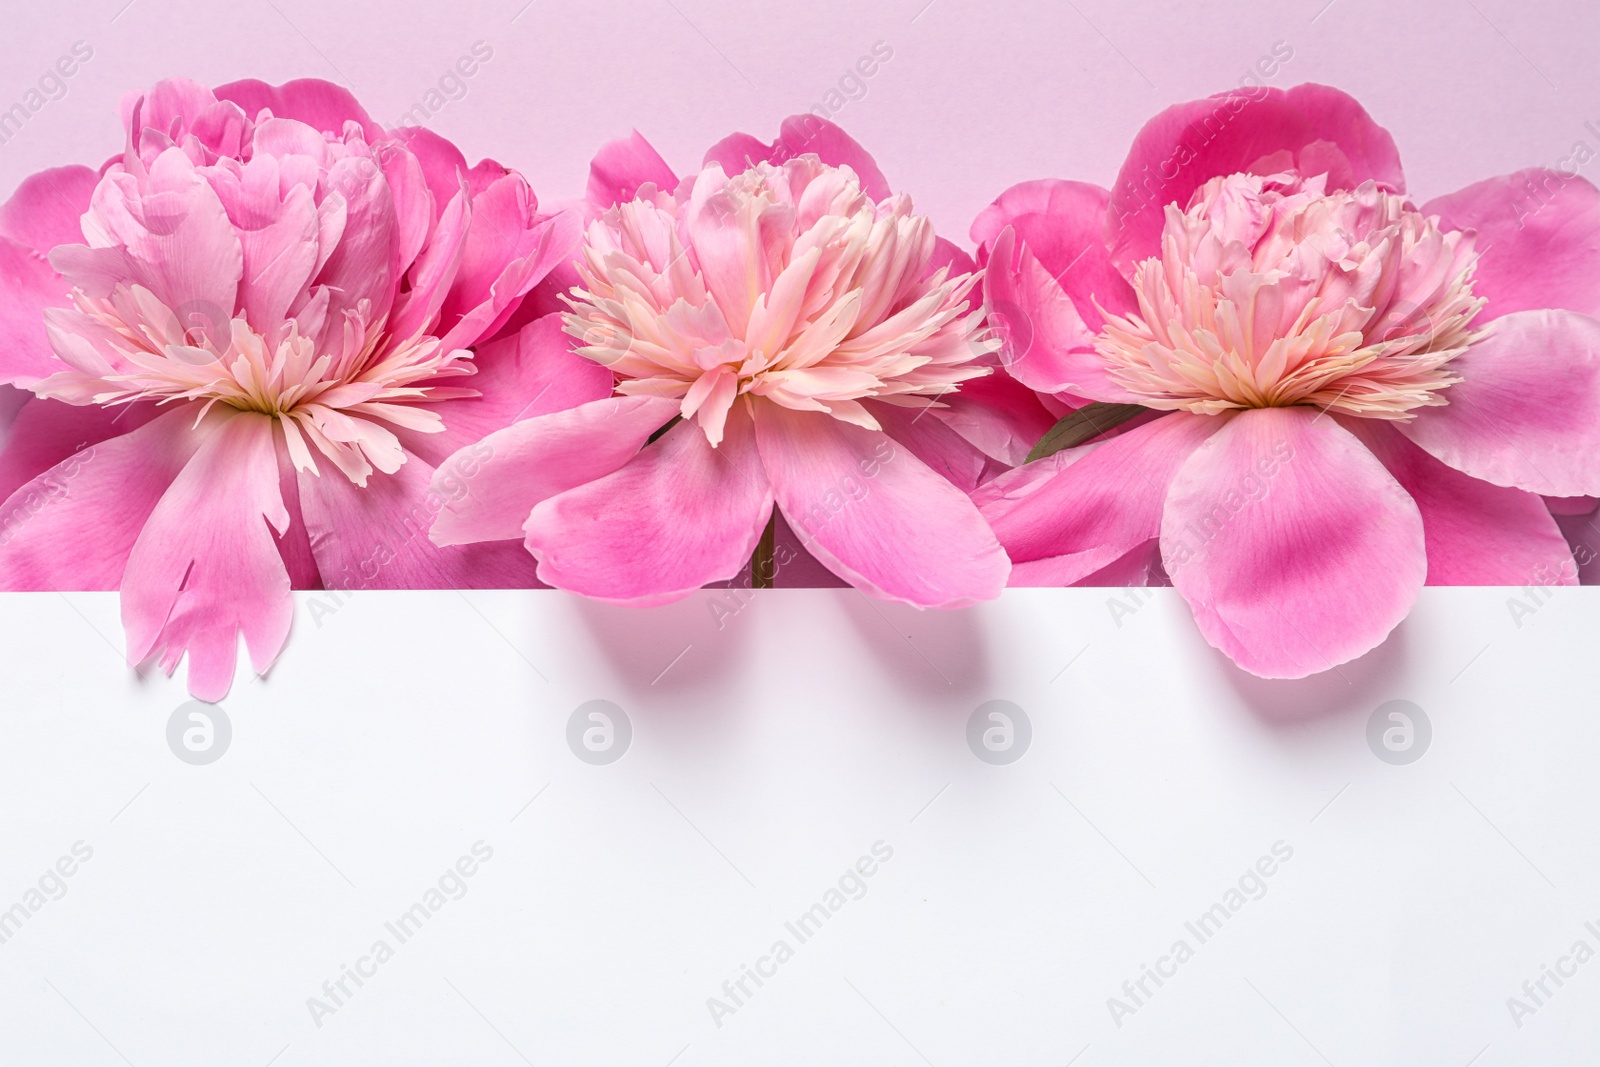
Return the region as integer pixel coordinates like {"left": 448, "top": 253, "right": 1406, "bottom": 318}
{"left": 1025, "top": 403, "right": 1148, "bottom": 463}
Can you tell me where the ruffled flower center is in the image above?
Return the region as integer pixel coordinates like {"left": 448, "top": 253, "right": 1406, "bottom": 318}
{"left": 1099, "top": 172, "right": 1484, "bottom": 419}
{"left": 41, "top": 287, "right": 470, "bottom": 483}
{"left": 562, "top": 156, "right": 995, "bottom": 445}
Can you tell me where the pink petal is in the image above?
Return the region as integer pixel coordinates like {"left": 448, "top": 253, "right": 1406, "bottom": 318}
{"left": 928, "top": 372, "right": 1061, "bottom": 468}
{"left": 390, "top": 126, "right": 514, "bottom": 222}
{"left": 523, "top": 406, "right": 773, "bottom": 604}
{"left": 431, "top": 395, "right": 679, "bottom": 546}
{"left": 122, "top": 411, "right": 291, "bottom": 701}
{"left": 1161, "top": 407, "right": 1425, "bottom": 679}
{"left": 975, "top": 411, "right": 1218, "bottom": 584}
{"left": 313, "top": 155, "right": 398, "bottom": 325}
{"left": 984, "top": 227, "right": 1144, "bottom": 402}
{"left": 272, "top": 429, "right": 320, "bottom": 590}
{"left": 928, "top": 236, "right": 977, "bottom": 281}
{"left": 1399, "top": 309, "right": 1600, "bottom": 496}
{"left": 297, "top": 447, "right": 540, "bottom": 590}
{"left": 436, "top": 209, "right": 581, "bottom": 353}
{"left": 588, "top": 130, "right": 678, "bottom": 207}
{"left": 396, "top": 313, "right": 615, "bottom": 467}
{"left": 0, "top": 234, "right": 74, "bottom": 386}
{"left": 703, "top": 115, "right": 893, "bottom": 201}
{"left": 0, "top": 406, "right": 206, "bottom": 591}
{"left": 124, "top": 78, "right": 249, "bottom": 166}
{"left": 1423, "top": 170, "right": 1600, "bottom": 323}
{"left": 753, "top": 402, "right": 1008, "bottom": 607}
{"left": 867, "top": 399, "right": 988, "bottom": 493}
{"left": 0, "top": 396, "right": 160, "bottom": 503}
{"left": 388, "top": 185, "right": 469, "bottom": 345}
{"left": 1347, "top": 418, "right": 1575, "bottom": 585}
{"left": 0, "top": 165, "right": 98, "bottom": 255}
{"left": 1107, "top": 83, "right": 1406, "bottom": 274}
{"left": 69, "top": 148, "right": 243, "bottom": 327}
{"left": 971, "top": 179, "right": 1135, "bottom": 329}
{"left": 235, "top": 182, "right": 321, "bottom": 337}
{"left": 214, "top": 77, "right": 382, "bottom": 141}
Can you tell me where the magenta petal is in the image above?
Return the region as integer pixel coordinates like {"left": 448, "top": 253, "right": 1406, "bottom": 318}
{"left": 1347, "top": 419, "right": 1575, "bottom": 585}
{"left": 976, "top": 411, "right": 1217, "bottom": 584}
{"left": 703, "top": 115, "right": 893, "bottom": 201}
{"left": 985, "top": 227, "right": 1145, "bottom": 402}
{"left": 436, "top": 209, "right": 581, "bottom": 353}
{"left": 1162, "top": 407, "right": 1425, "bottom": 679}
{"left": 929, "top": 372, "right": 1060, "bottom": 468}
{"left": 298, "top": 449, "right": 540, "bottom": 590}
{"left": 588, "top": 130, "right": 678, "bottom": 207}
{"left": 773, "top": 115, "right": 892, "bottom": 201}
{"left": 0, "top": 235, "right": 74, "bottom": 386}
{"left": 524, "top": 407, "right": 773, "bottom": 604}
{"left": 431, "top": 395, "right": 679, "bottom": 546}
{"left": 867, "top": 399, "right": 988, "bottom": 493}
{"left": 971, "top": 179, "right": 1135, "bottom": 329}
{"left": 1424, "top": 170, "right": 1600, "bottom": 322}
{"left": 754, "top": 403, "right": 1008, "bottom": 606}
{"left": 1399, "top": 309, "right": 1600, "bottom": 496}
{"left": 215, "top": 77, "right": 382, "bottom": 141}
{"left": 1107, "top": 83, "right": 1406, "bottom": 273}
{"left": 122, "top": 412, "right": 292, "bottom": 701}
{"left": 0, "top": 396, "right": 160, "bottom": 503}
{"left": 0, "top": 165, "right": 98, "bottom": 256}
{"left": 397, "top": 314, "right": 614, "bottom": 467}
{"left": 0, "top": 406, "right": 205, "bottom": 591}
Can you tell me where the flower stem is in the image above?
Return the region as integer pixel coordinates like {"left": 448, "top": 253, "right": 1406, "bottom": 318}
{"left": 750, "top": 513, "right": 777, "bottom": 589}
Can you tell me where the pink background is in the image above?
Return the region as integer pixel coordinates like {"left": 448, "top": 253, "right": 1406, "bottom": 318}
{"left": 4, "top": 0, "right": 1598, "bottom": 246}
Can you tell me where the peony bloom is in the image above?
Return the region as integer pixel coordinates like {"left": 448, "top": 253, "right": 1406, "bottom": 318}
{"left": 0, "top": 78, "right": 598, "bottom": 699}
{"left": 974, "top": 83, "right": 1600, "bottom": 677}
{"left": 430, "top": 118, "right": 1018, "bottom": 605}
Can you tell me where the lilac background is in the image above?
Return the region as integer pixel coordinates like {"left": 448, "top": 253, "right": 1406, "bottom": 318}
{"left": 4, "top": 0, "right": 1598, "bottom": 246}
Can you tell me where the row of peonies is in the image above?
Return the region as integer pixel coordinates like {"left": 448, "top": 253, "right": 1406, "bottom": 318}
{"left": 0, "top": 78, "right": 1597, "bottom": 699}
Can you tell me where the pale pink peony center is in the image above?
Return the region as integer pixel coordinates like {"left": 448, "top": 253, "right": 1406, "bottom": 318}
{"left": 562, "top": 156, "right": 996, "bottom": 445}
{"left": 1099, "top": 172, "right": 1484, "bottom": 419}
{"left": 41, "top": 287, "right": 470, "bottom": 483}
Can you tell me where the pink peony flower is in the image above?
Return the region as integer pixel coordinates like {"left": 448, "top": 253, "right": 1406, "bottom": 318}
{"left": 430, "top": 118, "right": 1019, "bottom": 606}
{"left": 973, "top": 83, "right": 1600, "bottom": 677}
{"left": 0, "top": 78, "right": 601, "bottom": 699}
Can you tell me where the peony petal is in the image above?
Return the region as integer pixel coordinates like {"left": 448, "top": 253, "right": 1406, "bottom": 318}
{"left": 396, "top": 313, "right": 615, "bottom": 467}
{"left": 523, "top": 406, "right": 773, "bottom": 604}
{"left": 976, "top": 411, "right": 1218, "bottom": 584}
{"left": 0, "top": 234, "right": 75, "bottom": 386}
{"left": 122, "top": 411, "right": 291, "bottom": 701}
{"left": 0, "top": 406, "right": 207, "bottom": 591}
{"left": 1346, "top": 418, "right": 1575, "bottom": 586}
{"left": 703, "top": 115, "right": 893, "bottom": 201}
{"left": 866, "top": 398, "right": 988, "bottom": 493}
{"left": 1107, "top": 83, "right": 1406, "bottom": 274}
{"left": 0, "top": 165, "right": 99, "bottom": 255}
{"left": 215, "top": 77, "right": 383, "bottom": 141}
{"left": 298, "top": 447, "right": 540, "bottom": 590}
{"left": 971, "top": 179, "right": 1135, "bottom": 330}
{"left": 588, "top": 130, "right": 679, "bottom": 207}
{"left": 753, "top": 402, "right": 1008, "bottom": 606}
{"left": 1423, "top": 170, "right": 1600, "bottom": 322}
{"left": 0, "top": 395, "right": 160, "bottom": 503}
{"left": 436, "top": 209, "right": 581, "bottom": 353}
{"left": 1161, "top": 407, "right": 1425, "bottom": 678}
{"left": 313, "top": 154, "right": 398, "bottom": 325}
{"left": 985, "top": 227, "right": 1145, "bottom": 402}
{"left": 431, "top": 395, "right": 680, "bottom": 546}
{"left": 928, "top": 371, "right": 1062, "bottom": 468}
{"left": 1399, "top": 309, "right": 1600, "bottom": 496}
